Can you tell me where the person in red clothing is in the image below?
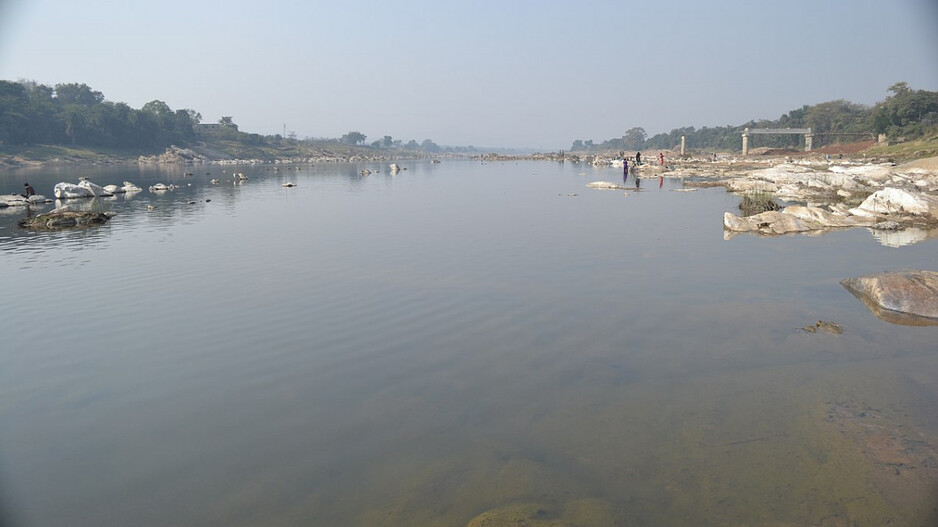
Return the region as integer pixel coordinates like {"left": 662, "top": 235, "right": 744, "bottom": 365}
{"left": 659, "top": 152, "right": 664, "bottom": 165}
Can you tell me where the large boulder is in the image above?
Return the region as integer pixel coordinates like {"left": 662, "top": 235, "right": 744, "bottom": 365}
{"left": 53, "top": 182, "right": 95, "bottom": 199}
{"left": 841, "top": 270, "right": 938, "bottom": 325}
{"left": 848, "top": 188, "right": 938, "bottom": 217}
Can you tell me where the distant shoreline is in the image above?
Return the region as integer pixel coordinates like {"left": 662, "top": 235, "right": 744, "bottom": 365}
{"left": 2, "top": 136, "right": 937, "bottom": 172}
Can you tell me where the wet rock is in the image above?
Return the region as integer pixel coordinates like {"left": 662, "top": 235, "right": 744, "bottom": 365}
{"left": 18, "top": 210, "right": 116, "bottom": 230}
{"left": 1, "top": 194, "right": 52, "bottom": 207}
{"left": 841, "top": 270, "right": 938, "bottom": 325}
{"left": 586, "top": 181, "right": 628, "bottom": 190}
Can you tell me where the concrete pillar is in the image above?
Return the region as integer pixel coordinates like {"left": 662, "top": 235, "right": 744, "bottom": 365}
{"left": 742, "top": 129, "right": 749, "bottom": 156}
{"left": 878, "top": 133, "right": 888, "bottom": 145}
{"left": 804, "top": 133, "right": 813, "bottom": 152}
{"left": 680, "top": 135, "right": 686, "bottom": 156}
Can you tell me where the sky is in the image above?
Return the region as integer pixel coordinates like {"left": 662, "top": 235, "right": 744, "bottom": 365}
{"left": 1, "top": 0, "right": 937, "bottom": 150}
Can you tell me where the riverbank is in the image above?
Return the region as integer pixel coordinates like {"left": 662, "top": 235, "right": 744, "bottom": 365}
{"left": 0, "top": 142, "right": 460, "bottom": 170}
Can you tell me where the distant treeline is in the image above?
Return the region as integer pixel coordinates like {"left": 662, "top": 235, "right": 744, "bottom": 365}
{"left": 0, "top": 80, "right": 200, "bottom": 149}
{"left": 570, "top": 82, "right": 938, "bottom": 153}
{"left": 0, "top": 79, "right": 485, "bottom": 154}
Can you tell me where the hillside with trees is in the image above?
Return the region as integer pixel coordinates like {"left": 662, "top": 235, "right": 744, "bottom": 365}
{"left": 570, "top": 83, "right": 938, "bottom": 154}
{"left": 0, "top": 79, "right": 486, "bottom": 163}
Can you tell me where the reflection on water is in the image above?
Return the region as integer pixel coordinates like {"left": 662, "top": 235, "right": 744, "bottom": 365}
{"left": 1, "top": 160, "right": 937, "bottom": 526}
{"left": 868, "top": 225, "right": 938, "bottom": 248}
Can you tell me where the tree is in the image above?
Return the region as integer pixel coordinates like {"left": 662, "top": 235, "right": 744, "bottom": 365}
{"left": 872, "top": 82, "right": 938, "bottom": 137}
{"left": 218, "top": 116, "right": 238, "bottom": 130}
{"left": 185, "top": 109, "right": 201, "bottom": 125}
{"left": 0, "top": 81, "right": 30, "bottom": 144}
{"left": 341, "top": 131, "right": 366, "bottom": 145}
{"left": 54, "top": 83, "right": 104, "bottom": 106}
{"left": 623, "top": 127, "right": 646, "bottom": 150}
{"left": 420, "top": 138, "right": 440, "bottom": 152}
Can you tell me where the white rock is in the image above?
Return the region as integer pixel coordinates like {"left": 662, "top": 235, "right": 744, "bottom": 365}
{"left": 586, "top": 181, "right": 628, "bottom": 190}
{"left": 849, "top": 187, "right": 932, "bottom": 216}
{"left": 53, "top": 182, "right": 95, "bottom": 199}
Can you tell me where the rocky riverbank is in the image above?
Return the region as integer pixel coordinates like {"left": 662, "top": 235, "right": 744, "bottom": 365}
{"left": 618, "top": 153, "right": 938, "bottom": 246}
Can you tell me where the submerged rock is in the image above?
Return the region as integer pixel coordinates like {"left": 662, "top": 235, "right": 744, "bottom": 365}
{"left": 18, "top": 210, "right": 116, "bottom": 230}
{"left": 802, "top": 320, "right": 843, "bottom": 334}
{"left": 586, "top": 181, "right": 628, "bottom": 190}
{"left": 841, "top": 270, "right": 938, "bottom": 325}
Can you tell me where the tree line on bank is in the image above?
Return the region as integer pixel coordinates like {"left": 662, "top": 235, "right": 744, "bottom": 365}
{"left": 570, "top": 82, "right": 938, "bottom": 153}
{"left": 0, "top": 79, "right": 478, "bottom": 154}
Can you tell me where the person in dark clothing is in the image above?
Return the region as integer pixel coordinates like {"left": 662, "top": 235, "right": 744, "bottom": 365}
{"left": 636, "top": 152, "right": 642, "bottom": 165}
{"left": 22, "top": 183, "right": 35, "bottom": 198}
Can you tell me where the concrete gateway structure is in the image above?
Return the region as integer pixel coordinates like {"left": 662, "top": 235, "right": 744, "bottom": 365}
{"left": 742, "top": 127, "right": 813, "bottom": 155}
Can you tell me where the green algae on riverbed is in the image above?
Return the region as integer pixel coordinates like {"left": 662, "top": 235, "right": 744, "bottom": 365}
{"left": 336, "top": 363, "right": 938, "bottom": 526}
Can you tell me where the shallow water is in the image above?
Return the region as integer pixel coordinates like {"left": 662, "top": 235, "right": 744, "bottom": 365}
{"left": 1, "top": 160, "right": 937, "bottom": 526}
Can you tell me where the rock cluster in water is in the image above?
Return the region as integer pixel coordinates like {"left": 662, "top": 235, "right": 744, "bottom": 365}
{"left": 720, "top": 158, "right": 938, "bottom": 240}
{"left": 18, "top": 210, "right": 116, "bottom": 230}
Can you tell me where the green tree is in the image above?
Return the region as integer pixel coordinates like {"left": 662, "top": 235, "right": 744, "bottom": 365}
{"left": 341, "top": 131, "right": 366, "bottom": 145}
{"left": 623, "top": 127, "right": 646, "bottom": 150}
{"left": 54, "top": 83, "right": 104, "bottom": 106}
{"left": 218, "top": 116, "right": 238, "bottom": 130}
{"left": 0, "top": 81, "right": 30, "bottom": 145}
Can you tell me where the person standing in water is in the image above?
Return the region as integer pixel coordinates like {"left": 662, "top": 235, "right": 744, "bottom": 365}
{"left": 659, "top": 152, "right": 664, "bottom": 165}
{"left": 636, "top": 152, "right": 642, "bottom": 165}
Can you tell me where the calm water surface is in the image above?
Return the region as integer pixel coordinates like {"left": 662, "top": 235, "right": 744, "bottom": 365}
{"left": 1, "top": 160, "right": 937, "bottom": 526}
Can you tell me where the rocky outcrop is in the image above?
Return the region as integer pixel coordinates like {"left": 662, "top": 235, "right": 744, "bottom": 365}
{"left": 138, "top": 145, "right": 206, "bottom": 164}
{"left": 841, "top": 270, "right": 938, "bottom": 325}
{"left": 723, "top": 205, "right": 877, "bottom": 235}
{"left": 18, "top": 210, "right": 116, "bottom": 230}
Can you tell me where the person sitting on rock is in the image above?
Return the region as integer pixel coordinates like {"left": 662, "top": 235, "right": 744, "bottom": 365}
{"left": 22, "top": 183, "right": 35, "bottom": 198}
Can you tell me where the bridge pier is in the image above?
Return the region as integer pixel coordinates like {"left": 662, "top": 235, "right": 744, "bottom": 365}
{"left": 804, "top": 133, "right": 813, "bottom": 152}
{"left": 680, "top": 135, "right": 685, "bottom": 156}
{"left": 742, "top": 129, "right": 749, "bottom": 156}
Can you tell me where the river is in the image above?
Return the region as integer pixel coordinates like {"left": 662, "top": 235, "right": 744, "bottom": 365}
{"left": 1, "top": 159, "right": 936, "bottom": 525}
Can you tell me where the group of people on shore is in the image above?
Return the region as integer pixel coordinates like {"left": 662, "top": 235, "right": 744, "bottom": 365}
{"left": 621, "top": 151, "right": 667, "bottom": 176}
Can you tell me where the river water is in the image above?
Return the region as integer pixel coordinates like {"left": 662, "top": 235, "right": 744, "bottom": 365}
{"left": 1, "top": 160, "right": 937, "bottom": 526}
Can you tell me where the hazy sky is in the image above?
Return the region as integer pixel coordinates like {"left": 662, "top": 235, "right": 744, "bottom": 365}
{"left": 1, "top": 0, "right": 936, "bottom": 149}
